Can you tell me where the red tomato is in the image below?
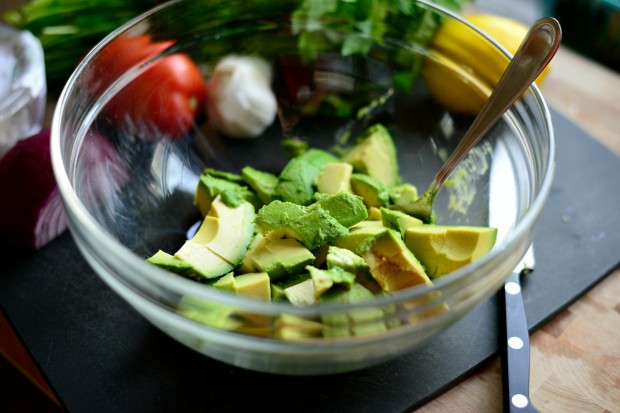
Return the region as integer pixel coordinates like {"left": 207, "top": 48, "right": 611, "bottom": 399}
{"left": 90, "top": 34, "right": 207, "bottom": 140}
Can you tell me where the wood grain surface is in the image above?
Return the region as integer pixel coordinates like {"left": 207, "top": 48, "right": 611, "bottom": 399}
{"left": 415, "top": 46, "right": 620, "bottom": 413}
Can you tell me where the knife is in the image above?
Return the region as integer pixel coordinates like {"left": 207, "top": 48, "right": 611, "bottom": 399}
{"left": 488, "top": 141, "right": 539, "bottom": 412}
{"left": 500, "top": 246, "right": 538, "bottom": 413}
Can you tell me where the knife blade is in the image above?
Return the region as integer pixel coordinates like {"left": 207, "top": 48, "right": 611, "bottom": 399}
{"left": 489, "top": 141, "right": 539, "bottom": 412}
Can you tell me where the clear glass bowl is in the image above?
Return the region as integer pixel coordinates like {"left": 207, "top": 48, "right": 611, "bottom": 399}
{"left": 51, "top": 0, "right": 555, "bottom": 375}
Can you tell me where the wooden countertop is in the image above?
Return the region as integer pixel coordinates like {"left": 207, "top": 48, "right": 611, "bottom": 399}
{"left": 415, "top": 46, "right": 620, "bottom": 413}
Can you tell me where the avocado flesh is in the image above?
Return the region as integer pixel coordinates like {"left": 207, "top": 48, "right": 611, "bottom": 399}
{"left": 234, "top": 272, "right": 271, "bottom": 301}
{"left": 274, "top": 148, "right": 339, "bottom": 205}
{"left": 363, "top": 230, "right": 432, "bottom": 292}
{"left": 315, "top": 162, "right": 353, "bottom": 194}
{"left": 177, "top": 295, "right": 243, "bottom": 330}
{"left": 241, "top": 166, "right": 278, "bottom": 204}
{"left": 147, "top": 250, "right": 201, "bottom": 280}
{"left": 389, "top": 183, "right": 418, "bottom": 207}
{"left": 404, "top": 225, "right": 497, "bottom": 278}
{"left": 175, "top": 197, "right": 255, "bottom": 279}
{"left": 250, "top": 238, "right": 315, "bottom": 281}
{"left": 307, "top": 265, "right": 356, "bottom": 297}
{"left": 284, "top": 278, "right": 316, "bottom": 306}
{"left": 350, "top": 173, "right": 390, "bottom": 208}
{"left": 325, "top": 245, "right": 369, "bottom": 273}
{"left": 194, "top": 173, "right": 260, "bottom": 216}
{"left": 319, "top": 283, "right": 387, "bottom": 337}
{"left": 341, "top": 123, "right": 400, "bottom": 187}
{"left": 212, "top": 271, "right": 236, "bottom": 291}
{"left": 380, "top": 207, "right": 423, "bottom": 236}
{"left": 310, "top": 192, "right": 368, "bottom": 228}
{"left": 274, "top": 314, "right": 323, "bottom": 340}
{"left": 255, "top": 188, "right": 367, "bottom": 251}
{"left": 332, "top": 221, "right": 387, "bottom": 254}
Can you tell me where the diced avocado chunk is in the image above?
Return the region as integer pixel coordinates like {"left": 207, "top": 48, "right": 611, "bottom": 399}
{"left": 325, "top": 246, "right": 369, "bottom": 272}
{"left": 147, "top": 250, "right": 201, "bottom": 280}
{"left": 341, "top": 124, "right": 400, "bottom": 187}
{"left": 404, "top": 225, "right": 497, "bottom": 278}
{"left": 367, "top": 206, "right": 382, "bottom": 220}
{"left": 274, "top": 314, "right": 323, "bottom": 340}
{"left": 380, "top": 207, "right": 423, "bottom": 236}
{"left": 363, "top": 229, "right": 432, "bottom": 292}
{"left": 350, "top": 173, "right": 390, "bottom": 208}
{"left": 254, "top": 200, "right": 306, "bottom": 234}
{"left": 281, "top": 137, "right": 309, "bottom": 158}
{"left": 241, "top": 166, "right": 278, "bottom": 204}
{"left": 311, "top": 192, "right": 368, "bottom": 228}
{"left": 194, "top": 173, "right": 260, "bottom": 216}
{"left": 175, "top": 197, "right": 255, "bottom": 279}
{"left": 389, "top": 183, "right": 418, "bottom": 207}
{"left": 212, "top": 271, "right": 236, "bottom": 291}
{"left": 235, "top": 272, "right": 271, "bottom": 301}
{"left": 274, "top": 148, "right": 339, "bottom": 205}
{"left": 255, "top": 201, "right": 349, "bottom": 250}
{"left": 203, "top": 168, "right": 244, "bottom": 183}
{"left": 307, "top": 265, "right": 356, "bottom": 297}
{"left": 332, "top": 221, "right": 388, "bottom": 254}
{"left": 174, "top": 242, "right": 234, "bottom": 279}
{"left": 315, "top": 162, "right": 353, "bottom": 194}
{"left": 250, "top": 238, "right": 315, "bottom": 281}
{"left": 177, "top": 295, "right": 243, "bottom": 330}
{"left": 319, "top": 283, "right": 387, "bottom": 337}
{"left": 284, "top": 278, "right": 316, "bottom": 306}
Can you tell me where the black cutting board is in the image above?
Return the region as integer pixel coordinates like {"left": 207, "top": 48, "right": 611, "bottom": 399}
{"left": 1, "top": 109, "right": 619, "bottom": 413}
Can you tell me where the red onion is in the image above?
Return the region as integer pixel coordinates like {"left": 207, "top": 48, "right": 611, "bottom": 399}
{"left": 0, "top": 129, "right": 67, "bottom": 250}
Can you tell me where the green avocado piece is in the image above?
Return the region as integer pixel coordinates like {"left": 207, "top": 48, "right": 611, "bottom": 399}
{"left": 241, "top": 166, "right": 279, "bottom": 204}
{"left": 332, "top": 221, "right": 388, "bottom": 254}
{"left": 194, "top": 173, "right": 260, "bottom": 216}
{"left": 307, "top": 265, "right": 356, "bottom": 297}
{"left": 310, "top": 192, "right": 368, "bottom": 228}
{"left": 389, "top": 183, "right": 418, "bottom": 207}
{"left": 319, "top": 283, "right": 387, "bottom": 337}
{"left": 254, "top": 201, "right": 306, "bottom": 234}
{"left": 380, "top": 207, "right": 423, "bottom": 236}
{"left": 284, "top": 278, "right": 316, "bottom": 306}
{"left": 274, "top": 314, "right": 323, "bottom": 340}
{"left": 325, "top": 245, "right": 369, "bottom": 272}
{"left": 314, "top": 162, "right": 353, "bottom": 194}
{"left": 255, "top": 201, "right": 349, "bottom": 250}
{"left": 341, "top": 124, "right": 400, "bottom": 187}
{"left": 203, "top": 168, "right": 244, "bottom": 183}
{"left": 177, "top": 295, "right": 243, "bottom": 330}
{"left": 234, "top": 272, "right": 271, "bottom": 301}
{"left": 363, "top": 229, "right": 433, "bottom": 292}
{"left": 274, "top": 148, "right": 339, "bottom": 206}
{"left": 367, "top": 206, "right": 382, "bottom": 220}
{"left": 250, "top": 238, "right": 315, "bottom": 281}
{"left": 212, "top": 271, "right": 236, "bottom": 291}
{"left": 175, "top": 197, "right": 255, "bottom": 279}
{"left": 281, "top": 137, "right": 309, "bottom": 158}
{"left": 174, "top": 242, "right": 234, "bottom": 279}
{"left": 350, "top": 173, "right": 390, "bottom": 208}
{"left": 284, "top": 207, "right": 348, "bottom": 250}
{"left": 404, "top": 225, "right": 497, "bottom": 278}
{"left": 147, "top": 250, "right": 202, "bottom": 280}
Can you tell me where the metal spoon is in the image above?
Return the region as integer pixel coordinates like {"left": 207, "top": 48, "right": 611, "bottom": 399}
{"left": 398, "top": 17, "right": 562, "bottom": 223}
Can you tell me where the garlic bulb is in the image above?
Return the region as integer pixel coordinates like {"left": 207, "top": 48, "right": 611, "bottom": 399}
{"left": 206, "top": 55, "right": 277, "bottom": 139}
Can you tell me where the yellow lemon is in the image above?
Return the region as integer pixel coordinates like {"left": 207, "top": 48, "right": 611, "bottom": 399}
{"left": 423, "top": 13, "right": 551, "bottom": 115}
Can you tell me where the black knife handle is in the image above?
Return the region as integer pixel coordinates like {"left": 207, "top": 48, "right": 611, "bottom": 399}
{"left": 500, "top": 271, "right": 539, "bottom": 413}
